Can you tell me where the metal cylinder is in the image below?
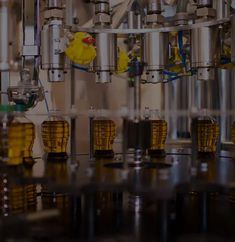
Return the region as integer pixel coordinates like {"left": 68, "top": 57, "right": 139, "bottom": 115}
{"left": 94, "top": 33, "right": 117, "bottom": 83}
{"left": 176, "top": 0, "right": 189, "bottom": 13}
{"left": 163, "top": 76, "right": 191, "bottom": 139}
{"left": 144, "top": 32, "right": 168, "bottom": 83}
{"left": 147, "top": 0, "right": 161, "bottom": 14}
{"left": 47, "top": 0, "right": 63, "bottom": 9}
{"left": 95, "top": 2, "right": 109, "bottom": 14}
{"left": 0, "top": 0, "right": 9, "bottom": 71}
{"left": 134, "top": 75, "right": 141, "bottom": 121}
{"left": 128, "top": 11, "right": 135, "bottom": 29}
{"left": 214, "top": 0, "right": 226, "bottom": 19}
{"left": 197, "top": 0, "right": 212, "bottom": 7}
{"left": 218, "top": 69, "right": 235, "bottom": 142}
{"left": 231, "top": 16, "right": 235, "bottom": 64}
{"left": 191, "top": 26, "right": 219, "bottom": 80}
{"left": 41, "top": 20, "right": 68, "bottom": 82}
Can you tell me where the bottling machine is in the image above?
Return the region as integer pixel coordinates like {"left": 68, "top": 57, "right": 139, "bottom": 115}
{"left": 2, "top": 0, "right": 235, "bottom": 241}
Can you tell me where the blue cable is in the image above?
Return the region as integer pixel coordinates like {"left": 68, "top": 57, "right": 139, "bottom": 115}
{"left": 163, "top": 70, "right": 178, "bottom": 77}
{"left": 72, "top": 63, "right": 89, "bottom": 72}
{"left": 178, "top": 31, "right": 186, "bottom": 67}
{"left": 220, "top": 57, "right": 231, "bottom": 65}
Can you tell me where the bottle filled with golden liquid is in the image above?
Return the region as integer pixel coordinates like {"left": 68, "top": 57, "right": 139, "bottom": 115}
{"left": 0, "top": 105, "right": 24, "bottom": 166}
{"left": 41, "top": 112, "right": 69, "bottom": 158}
{"left": 196, "top": 117, "right": 219, "bottom": 156}
{"left": 93, "top": 119, "right": 116, "bottom": 158}
{"left": 146, "top": 109, "right": 168, "bottom": 157}
{"left": 14, "top": 104, "right": 35, "bottom": 163}
{"left": 232, "top": 122, "right": 235, "bottom": 145}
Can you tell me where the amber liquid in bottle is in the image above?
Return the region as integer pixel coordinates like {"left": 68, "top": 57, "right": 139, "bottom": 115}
{"left": 197, "top": 119, "right": 219, "bottom": 156}
{"left": 7, "top": 122, "right": 24, "bottom": 165}
{"left": 148, "top": 120, "right": 168, "bottom": 157}
{"left": 93, "top": 120, "right": 116, "bottom": 159}
{"left": 41, "top": 120, "right": 69, "bottom": 157}
{"left": 232, "top": 122, "right": 235, "bottom": 145}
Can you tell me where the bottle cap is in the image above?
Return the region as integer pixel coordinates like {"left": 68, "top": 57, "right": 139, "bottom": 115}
{"left": 0, "top": 104, "right": 14, "bottom": 112}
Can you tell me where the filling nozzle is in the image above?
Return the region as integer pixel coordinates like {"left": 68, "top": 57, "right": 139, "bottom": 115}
{"left": 191, "top": 1, "right": 219, "bottom": 81}
{"left": 147, "top": 0, "right": 162, "bottom": 14}
{"left": 196, "top": 0, "right": 213, "bottom": 8}
{"left": 92, "top": 0, "right": 117, "bottom": 83}
{"left": 41, "top": 0, "right": 69, "bottom": 82}
{"left": 143, "top": 0, "right": 168, "bottom": 83}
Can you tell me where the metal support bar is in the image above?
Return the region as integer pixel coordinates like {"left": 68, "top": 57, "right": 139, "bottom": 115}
{"left": 22, "top": 0, "right": 39, "bottom": 82}
{"left": 134, "top": 75, "right": 141, "bottom": 121}
{"left": 0, "top": 0, "right": 9, "bottom": 71}
{"left": 0, "top": 72, "right": 9, "bottom": 104}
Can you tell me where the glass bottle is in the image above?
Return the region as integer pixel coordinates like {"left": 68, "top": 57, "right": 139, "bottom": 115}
{"left": 0, "top": 104, "right": 24, "bottom": 166}
{"left": 41, "top": 112, "right": 69, "bottom": 158}
{"left": 93, "top": 118, "right": 116, "bottom": 159}
{"left": 147, "top": 109, "right": 168, "bottom": 157}
{"left": 14, "top": 104, "right": 35, "bottom": 163}
{"left": 195, "top": 112, "right": 219, "bottom": 156}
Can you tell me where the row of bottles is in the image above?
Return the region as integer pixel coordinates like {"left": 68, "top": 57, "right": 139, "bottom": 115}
{"left": 0, "top": 103, "right": 233, "bottom": 162}
{"left": 93, "top": 118, "right": 219, "bottom": 159}
{"left": 0, "top": 105, "right": 70, "bottom": 166}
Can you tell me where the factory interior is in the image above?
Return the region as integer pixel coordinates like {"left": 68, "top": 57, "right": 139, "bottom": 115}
{"left": 2, "top": 0, "right": 235, "bottom": 241}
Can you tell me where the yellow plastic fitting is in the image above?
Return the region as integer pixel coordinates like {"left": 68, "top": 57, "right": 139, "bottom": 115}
{"left": 65, "top": 32, "right": 96, "bottom": 65}
{"left": 117, "top": 48, "right": 130, "bottom": 74}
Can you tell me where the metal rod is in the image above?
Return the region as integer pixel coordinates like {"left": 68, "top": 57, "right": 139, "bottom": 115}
{"left": 22, "top": 0, "right": 39, "bottom": 83}
{"left": 122, "top": 117, "right": 128, "bottom": 169}
{"left": 191, "top": 117, "right": 198, "bottom": 169}
{"left": 0, "top": 72, "right": 9, "bottom": 104}
{"left": 70, "top": 69, "right": 76, "bottom": 158}
{"left": 89, "top": 116, "right": 94, "bottom": 160}
{"left": 134, "top": 75, "right": 141, "bottom": 121}
{"left": 70, "top": 117, "right": 76, "bottom": 158}
{"left": 0, "top": 0, "right": 9, "bottom": 71}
